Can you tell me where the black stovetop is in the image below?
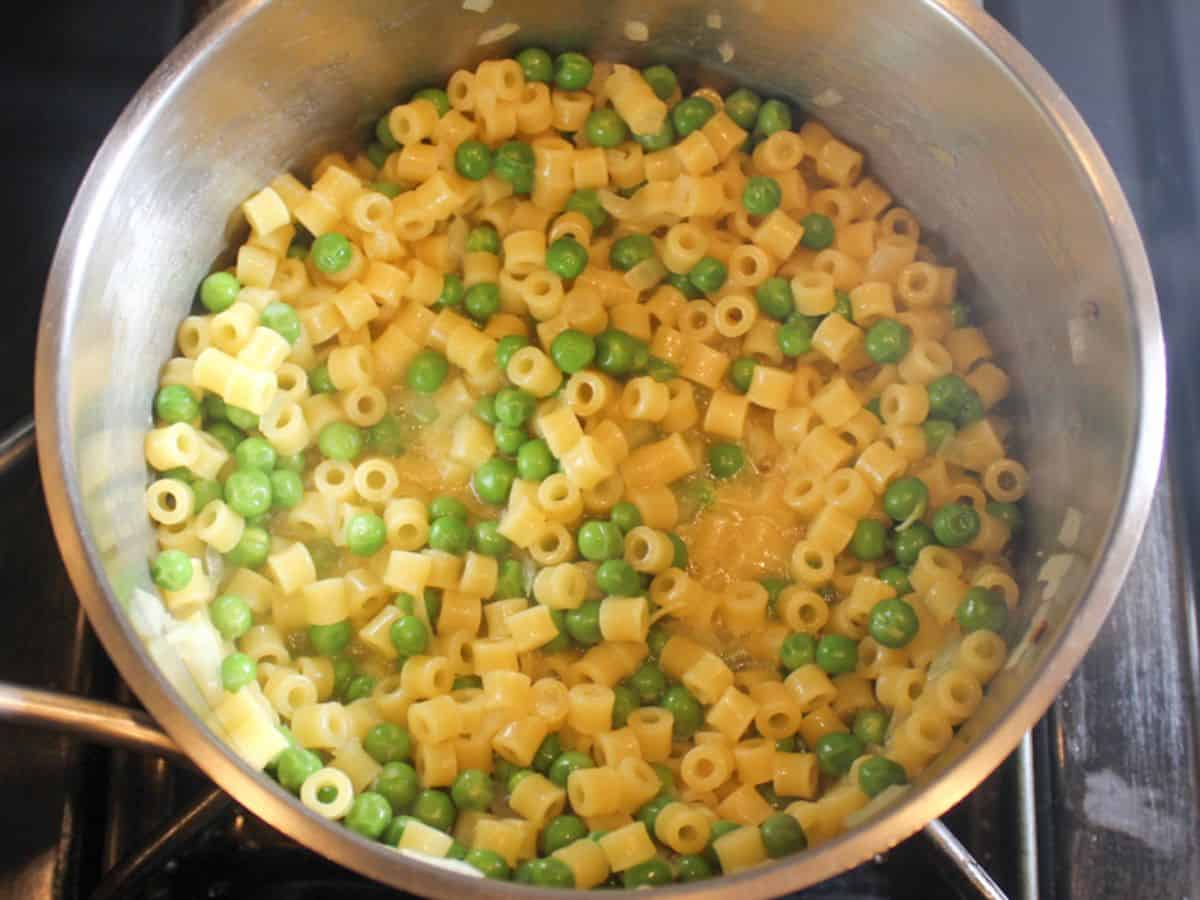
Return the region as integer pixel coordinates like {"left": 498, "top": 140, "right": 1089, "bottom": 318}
{"left": 2, "top": 2, "right": 1199, "bottom": 898}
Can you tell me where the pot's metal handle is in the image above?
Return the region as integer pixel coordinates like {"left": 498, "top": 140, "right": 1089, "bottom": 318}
{"left": 0, "top": 681, "right": 185, "bottom": 762}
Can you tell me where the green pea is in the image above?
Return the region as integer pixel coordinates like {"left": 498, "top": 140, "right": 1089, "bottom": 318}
{"left": 375, "top": 761, "right": 419, "bottom": 812}
{"left": 435, "top": 273, "right": 465, "bottom": 311}
{"left": 780, "top": 632, "right": 817, "bottom": 671}
{"left": 637, "top": 793, "right": 674, "bottom": 833}
{"left": 815, "top": 731, "right": 864, "bottom": 776}
{"left": 646, "top": 356, "right": 677, "bottom": 382}
{"left": 406, "top": 349, "right": 450, "bottom": 394}
{"left": 363, "top": 723, "right": 412, "bottom": 764}
{"left": 466, "top": 224, "right": 502, "bottom": 254}
{"left": 474, "top": 396, "right": 499, "bottom": 427}
{"left": 676, "top": 853, "right": 714, "bottom": 882}
{"left": 932, "top": 502, "right": 981, "bottom": 547}
{"left": 987, "top": 501, "right": 1023, "bottom": 534}
{"left": 706, "top": 819, "right": 742, "bottom": 868}
{"left": 344, "top": 513, "right": 385, "bottom": 557}
{"left": 220, "top": 652, "right": 257, "bottom": 692}
{"left": 852, "top": 709, "right": 889, "bottom": 746}
{"left": 453, "top": 675, "right": 483, "bottom": 691}
{"left": 375, "top": 115, "right": 399, "bottom": 150}
{"left": 850, "top": 519, "right": 888, "bottom": 561}
{"left": 276, "top": 747, "right": 323, "bottom": 794}
{"left": 515, "top": 438, "right": 554, "bottom": 481}
{"left": 760, "top": 576, "right": 789, "bottom": 613}
{"left": 565, "top": 189, "right": 609, "bottom": 229}
{"left": 553, "top": 51, "right": 593, "bottom": 90}
{"left": 494, "top": 422, "right": 525, "bottom": 456}
{"left": 927, "top": 374, "right": 972, "bottom": 420}
{"left": 641, "top": 64, "right": 678, "bottom": 100}
{"left": 577, "top": 520, "right": 624, "bottom": 562}
{"left": 868, "top": 597, "right": 920, "bottom": 649}
{"left": 365, "top": 141, "right": 389, "bottom": 170}
{"left": 894, "top": 522, "right": 935, "bottom": 567}
{"left": 517, "top": 47, "right": 554, "bottom": 83}
{"left": 672, "top": 96, "right": 716, "bottom": 137}
{"left": 760, "top": 811, "right": 808, "bottom": 858}
{"left": 494, "top": 559, "right": 525, "bottom": 599}
{"left": 922, "top": 418, "right": 956, "bottom": 453}
{"left": 454, "top": 139, "right": 492, "bottom": 180}
{"left": 209, "top": 595, "right": 252, "bottom": 640}
{"left": 548, "top": 750, "right": 594, "bottom": 788}
{"left": 205, "top": 421, "right": 243, "bottom": 453}
{"left": 774, "top": 736, "right": 797, "bottom": 753}
{"left": 827, "top": 291, "right": 851, "bottom": 322}
{"left": 879, "top": 565, "right": 913, "bottom": 597}
{"left": 423, "top": 496, "right": 463, "bottom": 521}
{"left": 688, "top": 256, "right": 727, "bottom": 294}
{"left": 723, "top": 87, "right": 762, "bottom": 130}
{"left": 858, "top": 756, "right": 908, "bottom": 798}
{"left": 231, "top": 438, "right": 274, "bottom": 474}
{"left": 667, "top": 532, "right": 688, "bottom": 569}
{"left": 594, "top": 329, "right": 639, "bottom": 375}
{"left": 595, "top": 559, "right": 640, "bottom": 596}
{"left": 777, "top": 316, "right": 817, "bottom": 362}
{"left": 369, "top": 180, "right": 403, "bottom": 199}
{"left": 317, "top": 422, "right": 364, "bottom": 461}
{"left": 227, "top": 404, "right": 261, "bottom": 432}
{"left": 153, "top": 384, "right": 200, "bottom": 424}
{"left": 743, "top": 175, "right": 782, "bottom": 215}
{"left": 222, "top": 468, "right": 271, "bottom": 518}
{"left": 413, "top": 87, "right": 451, "bottom": 116}
{"left": 151, "top": 549, "right": 193, "bottom": 591}
{"left": 707, "top": 442, "right": 745, "bottom": 479}
{"left": 496, "top": 335, "right": 530, "bottom": 370}
{"left": 611, "top": 683, "right": 638, "bottom": 728}
{"left": 260, "top": 301, "right": 301, "bottom": 345}
{"left": 623, "top": 859, "right": 672, "bottom": 888}
{"left": 665, "top": 271, "right": 702, "bottom": 299}
{"left": 332, "top": 656, "right": 355, "bottom": 697}
{"left": 412, "top": 788, "right": 456, "bottom": 832}
{"left": 225, "top": 526, "right": 270, "bottom": 568}
{"left": 473, "top": 521, "right": 511, "bottom": 558}
{"left": 429, "top": 515, "right": 471, "bottom": 555}
{"left": 542, "top": 814, "right": 587, "bottom": 854}
{"left": 754, "top": 98, "right": 792, "bottom": 137}
{"left": 494, "top": 387, "right": 536, "bottom": 427}
{"left": 466, "top": 847, "right": 511, "bottom": 880}
{"left": 609, "top": 501, "right": 642, "bottom": 535}
{"left": 628, "top": 662, "right": 666, "bottom": 704}
{"left": 957, "top": 390, "right": 985, "bottom": 425}
{"left": 286, "top": 241, "right": 309, "bottom": 260}
{"left": 451, "top": 769, "right": 495, "bottom": 812}
{"left": 884, "top": 477, "right": 929, "bottom": 522}
{"left": 382, "top": 815, "right": 411, "bottom": 846}
{"left": 496, "top": 141, "right": 535, "bottom": 194}
{"left": 473, "top": 457, "right": 518, "bottom": 505}
{"left": 520, "top": 732, "right": 557, "bottom": 774}
{"left": 550, "top": 328, "right": 596, "bottom": 373}
{"left": 950, "top": 302, "right": 971, "bottom": 328}
{"left": 799, "top": 213, "right": 835, "bottom": 250}
{"left": 634, "top": 117, "right": 677, "bottom": 152}
{"left": 816, "top": 634, "right": 858, "bottom": 675}
{"left": 199, "top": 271, "right": 241, "bottom": 313}
{"left": 306, "top": 365, "right": 335, "bottom": 396}
{"left": 266, "top": 469, "right": 302, "bottom": 511}
{"left": 584, "top": 108, "right": 628, "bottom": 148}
{"left": 345, "top": 791, "right": 392, "bottom": 840}
{"left": 543, "top": 238, "right": 589, "bottom": 282}
{"left": 663, "top": 685, "right": 703, "bottom": 738}
{"left": 448, "top": 841, "right": 468, "bottom": 861}
{"left": 530, "top": 857, "right": 575, "bottom": 888}
{"left": 756, "top": 276, "right": 794, "bottom": 321}
{"left": 610, "top": 234, "right": 655, "bottom": 272}
{"left": 390, "top": 614, "right": 429, "bottom": 657}
{"left": 562, "top": 599, "right": 601, "bottom": 646}
{"left": 956, "top": 586, "right": 1009, "bottom": 633}
{"left": 309, "top": 620, "right": 352, "bottom": 657}
{"left": 862, "top": 319, "right": 909, "bottom": 365}
{"left": 311, "top": 232, "right": 353, "bottom": 274}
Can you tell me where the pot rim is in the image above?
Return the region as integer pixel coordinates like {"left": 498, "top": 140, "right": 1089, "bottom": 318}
{"left": 33, "top": 1, "right": 1165, "bottom": 896}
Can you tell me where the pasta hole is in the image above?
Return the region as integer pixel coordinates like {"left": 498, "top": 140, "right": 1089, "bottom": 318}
{"left": 906, "top": 681, "right": 924, "bottom": 701}
{"left": 694, "top": 758, "right": 715, "bottom": 778}
{"left": 767, "top": 712, "right": 790, "bottom": 730}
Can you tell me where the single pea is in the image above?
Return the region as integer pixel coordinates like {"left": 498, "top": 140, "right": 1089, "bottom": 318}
{"left": 957, "top": 390, "right": 985, "bottom": 425}
{"left": 584, "top": 108, "right": 628, "bottom": 148}
{"left": 448, "top": 842, "right": 468, "bottom": 861}
{"left": 858, "top": 756, "right": 909, "bottom": 798}
{"left": 454, "top": 139, "right": 492, "bottom": 180}
{"left": 815, "top": 731, "right": 865, "bottom": 776}
{"left": 542, "top": 814, "right": 588, "bottom": 854}
{"left": 932, "top": 502, "right": 981, "bottom": 547}
{"left": 510, "top": 46, "right": 552, "bottom": 84}
{"left": 154, "top": 384, "right": 200, "bottom": 424}
{"left": 466, "top": 847, "right": 511, "bottom": 880}
{"left": 634, "top": 117, "right": 677, "bottom": 152}
{"left": 676, "top": 854, "right": 715, "bottom": 882}
{"left": 393, "top": 593, "right": 416, "bottom": 616}
{"left": 594, "top": 329, "right": 639, "bottom": 376}
{"left": 225, "top": 526, "right": 270, "bottom": 568}
{"left": 564, "top": 599, "right": 603, "bottom": 646}
{"left": 609, "top": 501, "right": 642, "bottom": 535}
{"left": 260, "top": 301, "right": 301, "bottom": 345}
{"left": 375, "top": 115, "right": 398, "bottom": 151}
{"left": 850, "top": 519, "right": 889, "bottom": 561}
{"left": 723, "top": 87, "right": 762, "bottom": 129}
{"left": 833, "top": 290, "right": 854, "bottom": 320}
{"left": 987, "top": 501, "right": 1023, "bottom": 534}
{"left": 641, "top": 64, "right": 678, "bottom": 100}
{"left": 884, "top": 477, "right": 929, "bottom": 522}
{"left": 345, "top": 791, "right": 393, "bottom": 840}
{"left": 276, "top": 747, "right": 323, "bottom": 794}
{"left": 756, "top": 276, "right": 795, "bottom": 321}
{"left": 672, "top": 96, "right": 716, "bottom": 137}
{"left": 436, "top": 272, "right": 464, "bottom": 311}
{"left": 365, "top": 141, "right": 389, "bottom": 170}
{"left": 554, "top": 51, "right": 593, "bottom": 91}
{"left": 637, "top": 793, "right": 674, "bottom": 834}
{"left": 332, "top": 656, "right": 355, "bottom": 697}
{"left": 760, "top": 576, "right": 789, "bottom": 613}
{"left": 595, "top": 559, "right": 641, "bottom": 596}
{"left": 199, "top": 271, "right": 241, "bottom": 313}
{"left": 277, "top": 452, "right": 306, "bottom": 473}
{"left": 429, "top": 515, "right": 472, "bottom": 555}
{"left": 473, "top": 521, "right": 511, "bottom": 558}
{"left": 799, "top": 213, "right": 835, "bottom": 250}
{"left": 548, "top": 750, "right": 595, "bottom": 788}
{"left": 761, "top": 812, "right": 808, "bottom": 858}
{"left": 774, "top": 736, "right": 797, "bottom": 753}
{"left": 865, "top": 318, "right": 911, "bottom": 364}
{"left": 531, "top": 857, "right": 576, "bottom": 888}
{"left": 307, "top": 365, "right": 336, "bottom": 395}
{"left": 382, "top": 815, "right": 411, "bottom": 847}
{"left": 879, "top": 565, "right": 913, "bottom": 597}
{"left": 707, "top": 442, "right": 745, "bottom": 479}
{"left": 474, "top": 395, "right": 498, "bottom": 426}
{"left": 727, "top": 356, "right": 756, "bottom": 394}
{"left": 308, "top": 538, "right": 341, "bottom": 579}
{"left": 205, "top": 421, "right": 243, "bottom": 453}
{"left": 317, "top": 422, "right": 365, "bottom": 461}
{"left": 375, "top": 761, "right": 419, "bottom": 812}
{"left": 390, "top": 614, "right": 429, "bottom": 657}
{"left": 427, "top": 495, "right": 467, "bottom": 521}
{"left": 780, "top": 632, "right": 817, "bottom": 671}
{"left": 544, "top": 238, "right": 590, "bottom": 282}
{"left": 743, "top": 175, "right": 783, "bottom": 215}
{"left": 494, "top": 387, "right": 537, "bottom": 427}
{"left": 609, "top": 234, "right": 655, "bottom": 272}
{"left": 412, "top": 788, "right": 456, "bottom": 832}
{"left": 227, "top": 404, "right": 260, "bottom": 432}
{"left": 286, "top": 241, "right": 308, "bottom": 260}
{"left": 311, "top": 232, "right": 353, "bottom": 274}
{"left": 629, "top": 662, "right": 667, "bottom": 704}
{"left": 453, "top": 675, "right": 483, "bottom": 692}
{"left": 496, "top": 335, "right": 530, "bottom": 370}
{"left": 209, "top": 594, "right": 252, "bottom": 640}
{"left": 413, "top": 87, "right": 451, "bottom": 116}
{"left": 923, "top": 418, "right": 957, "bottom": 452}
{"left": 232, "top": 437, "right": 275, "bottom": 474}
{"left": 957, "top": 586, "right": 1009, "bottom": 633}
{"left": 524, "top": 733, "right": 560, "bottom": 774}
{"left": 223, "top": 468, "right": 272, "bottom": 518}
{"left": 623, "top": 859, "right": 673, "bottom": 889}
{"left": 345, "top": 512, "right": 386, "bottom": 557}
{"left": 927, "top": 374, "right": 972, "bottom": 420}
{"left": 950, "top": 302, "right": 971, "bottom": 328}
{"left": 451, "top": 769, "right": 495, "bottom": 812}
{"left": 663, "top": 685, "right": 703, "bottom": 738}
{"left": 754, "top": 98, "right": 793, "bottom": 137}
{"left": 550, "top": 328, "right": 596, "bottom": 373}
{"left": 869, "top": 597, "right": 920, "bottom": 649}
{"left": 151, "top": 549, "right": 193, "bottom": 591}
{"left": 611, "top": 683, "right": 638, "bottom": 728}
{"left": 706, "top": 819, "right": 742, "bottom": 868}
{"left": 309, "top": 620, "right": 352, "bottom": 657}
{"left": 894, "top": 521, "right": 936, "bottom": 566}
{"left": 369, "top": 180, "right": 404, "bottom": 198}
{"left": 665, "top": 271, "right": 703, "bottom": 299}
{"left": 577, "top": 520, "right": 625, "bottom": 562}
{"left": 364, "top": 723, "right": 412, "bottom": 765}
{"left": 494, "top": 559, "right": 525, "bottom": 599}
{"left": 816, "top": 634, "right": 859, "bottom": 675}
{"left": 852, "top": 709, "right": 889, "bottom": 747}
{"left": 688, "top": 256, "right": 727, "bottom": 294}
{"left": 220, "top": 652, "right": 257, "bottom": 692}
{"left": 160, "top": 466, "right": 194, "bottom": 484}
{"left": 515, "top": 439, "right": 555, "bottom": 481}
{"left": 202, "top": 392, "right": 229, "bottom": 423}
{"left": 466, "top": 224, "right": 501, "bottom": 254}
{"left": 405, "top": 349, "right": 450, "bottom": 394}
{"left": 667, "top": 532, "right": 688, "bottom": 570}
{"left": 493, "top": 422, "right": 525, "bottom": 456}
{"left": 646, "top": 356, "right": 677, "bottom": 382}
{"left": 473, "top": 457, "right": 518, "bottom": 505}
{"left": 268, "top": 469, "right": 303, "bottom": 511}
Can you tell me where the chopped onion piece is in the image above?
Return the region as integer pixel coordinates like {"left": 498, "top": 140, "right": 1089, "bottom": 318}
{"left": 706, "top": 11, "right": 724, "bottom": 29}
{"left": 624, "top": 20, "right": 649, "bottom": 42}
{"left": 813, "top": 88, "right": 844, "bottom": 108}
{"left": 1058, "top": 506, "right": 1082, "bottom": 549}
{"left": 718, "top": 40, "right": 735, "bottom": 63}
{"left": 477, "top": 22, "right": 519, "bottom": 45}
{"left": 462, "top": 0, "right": 493, "bottom": 11}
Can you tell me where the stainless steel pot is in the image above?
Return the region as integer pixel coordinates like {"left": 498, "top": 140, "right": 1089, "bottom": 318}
{"left": 34, "top": 0, "right": 1164, "bottom": 896}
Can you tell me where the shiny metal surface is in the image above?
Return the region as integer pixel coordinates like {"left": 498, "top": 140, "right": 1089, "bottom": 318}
{"left": 34, "top": 0, "right": 1164, "bottom": 896}
{"left": 923, "top": 819, "right": 1008, "bottom": 900}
